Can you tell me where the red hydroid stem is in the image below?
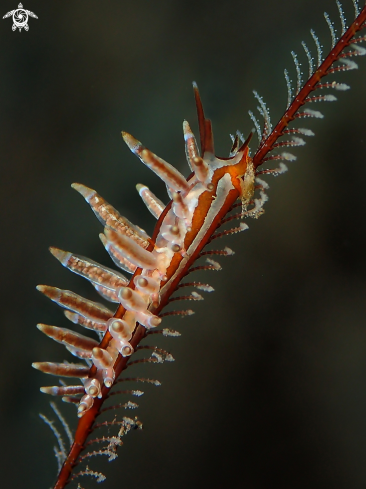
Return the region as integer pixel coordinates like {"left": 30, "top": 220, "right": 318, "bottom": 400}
{"left": 253, "top": 5, "right": 366, "bottom": 169}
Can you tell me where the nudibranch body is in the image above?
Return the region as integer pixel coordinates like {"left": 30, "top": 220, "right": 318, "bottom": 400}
{"left": 33, "top": 84, "right": 256, "bottom": 418}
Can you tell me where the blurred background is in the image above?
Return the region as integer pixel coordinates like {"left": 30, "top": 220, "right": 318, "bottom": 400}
{"left": 1, "top": 1, "right": 366, "bottom": 488}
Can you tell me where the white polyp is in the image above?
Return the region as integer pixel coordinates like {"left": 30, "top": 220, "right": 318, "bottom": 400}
{"left": 83, "top": 378, "right": 101, "bottom": 398}
{"left": 352, "top": 44, "right": 366, "bottom": 56}
{"left": 292, "top": 137, "right": 306, "bottom": 146}
{"left": 118, "top": 287, "right": 148, "bottom": 312}
{"left": 163, "top": 329, "right": 181, "bottom": 337}
{"left": 339, "top": 58, "right": 358, "bottom": 70}
{"left": 224, "top": 247, "right": 235, "bottom": 256}
{"left": 134, "top": 275, "right": 159, "bottom": 295}
{"left": 281, "top": 152, "right": 297, "bottom": 161}
{"left": 332, "top": 82, "right": 350, "bottom": 90}
{"left": 255, "top": 177, "right": 269, "bottom": 190}
{"left": 322, "top": 94, "right": 337, "bottom": 102}
{"left": 277, "top": 162, "right": 288, "bottom": 175}
{"left": 260, "top": 191, "right": 269, "bottom": 203}
{"left": 206, "top": 258, "right": 222, "bottom": 270}
{"left": 108, "top": 318, "right": 132, "bottom": 341}
{"left": 135, "top": 310, "right": 162, "bottom": 329}
{"left": 191, "top": 291, "right": 204, "bottom": 300}
{"left": 195, "top": 283, "right": 215, "bottom": 292}
{"left": 239, "top": 222, "right": 249, "bottom": 231}
{"left": 297, "top": 128, "right": 315, "bottom": 136}
{"left": 252, "top": 192, "right": 268, "bottom": 211}
{"left": 131, "top": 390, "right": 144, "bottom": 396}
{"left": 303, "top": 109, "right": 324, "bottom": 119}
{"left": 78, "top": 394, "right": 94, "bottom": 416}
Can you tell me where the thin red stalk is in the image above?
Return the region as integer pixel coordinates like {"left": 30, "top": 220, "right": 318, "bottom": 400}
{"left": 253, "top": 6, "right": 366, "bottom": 169}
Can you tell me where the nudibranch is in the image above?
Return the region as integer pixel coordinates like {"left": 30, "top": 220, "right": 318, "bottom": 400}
{"left": 33, "top": 82, "right": 265, "bottom": 417}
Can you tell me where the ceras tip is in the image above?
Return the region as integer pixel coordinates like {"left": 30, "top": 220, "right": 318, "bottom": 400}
{"left": 49, "top": 247, "right": 71, "bottom": 266}
{"left": 36, "top": 285, "right": 58, "bottom": 300}
{"left": 71, "top": 183, "right": 96, "bottom": 201}
{"left": 40, "top": 386, "right": 56, "bottom": 395}
{"left": 183, "top": 120, "right": 194, "bottom": 138}
{"left": 136, "top": 183, "right": 146, "bottom": 194}
{"left": 122, "top": 132, "right": 142, "bottom": 153}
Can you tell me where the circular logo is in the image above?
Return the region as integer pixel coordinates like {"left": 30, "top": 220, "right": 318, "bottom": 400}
{"left": 13, "top": 8, "right": 28, "bottom": 29}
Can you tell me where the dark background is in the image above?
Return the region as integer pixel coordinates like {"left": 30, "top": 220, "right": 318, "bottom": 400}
{"left": 1, "top": 1, "right": 366, "bottom": 488}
